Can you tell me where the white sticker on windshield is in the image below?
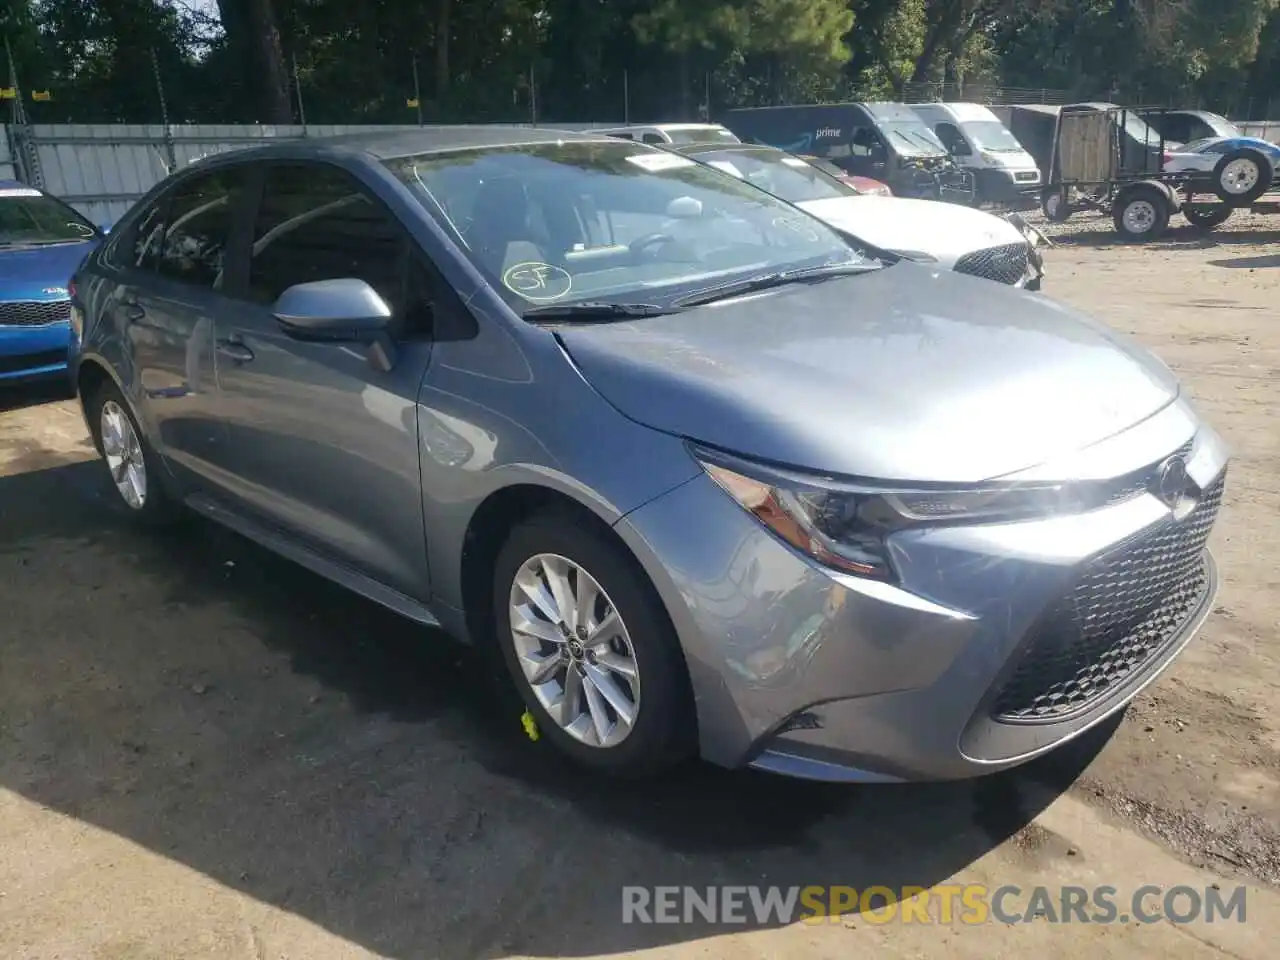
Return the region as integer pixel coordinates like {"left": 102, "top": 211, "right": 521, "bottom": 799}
{"left": 625, "top": 152, "right": 698, "bottom": 173}
{"left": 780, "top": 157, "right": 811, "bottom": 168}
{"left": 706, "top": 160, "right": 744, "bottom": 178}
{"left": 0, "top": 187, "right": 42, "bottom": 197}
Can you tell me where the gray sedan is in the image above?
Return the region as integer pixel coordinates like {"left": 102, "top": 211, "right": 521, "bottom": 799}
{"left": 67, "top": 126, "right": 1228, "bottom": 782}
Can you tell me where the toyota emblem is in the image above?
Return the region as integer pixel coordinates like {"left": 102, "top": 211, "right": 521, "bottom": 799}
{"left": 1154, "top": 455, "right": 1197, "bottom": 518}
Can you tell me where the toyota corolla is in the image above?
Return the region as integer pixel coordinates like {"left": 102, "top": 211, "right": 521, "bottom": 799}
{"left": 68, "top": 127, "right": 1227, "bottom": 782}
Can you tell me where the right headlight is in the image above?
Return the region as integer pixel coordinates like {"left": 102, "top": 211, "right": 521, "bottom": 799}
{"left": 695, "top": 447, "right": 1085, "bottom": 580}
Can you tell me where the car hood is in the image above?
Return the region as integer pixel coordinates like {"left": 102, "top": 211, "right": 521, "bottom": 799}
{"left": 795, "top": 196, "right": 1024, "bottom": 269}
{"left": 556, "top": 264, "right": 1180, "bottom": 482}
{"left": 0, "top": 239, "right": 98, "bottom": 299}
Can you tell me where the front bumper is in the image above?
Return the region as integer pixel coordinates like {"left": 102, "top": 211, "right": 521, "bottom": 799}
{"left": 0, "top": 321, "right": 71, "bottom": 383}
{"left": 974, "top": 167, "right": 1042, "bottom": 204}
{"left": 618, "top": 398, "right": 1228, "bottom": 782}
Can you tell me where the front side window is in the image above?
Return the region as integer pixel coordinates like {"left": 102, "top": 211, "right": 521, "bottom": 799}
{"left": 0, "top": 187, "right": 97, "bottom": 248}
{"left": 247, "top": 163, "right": 407, "bottom": 311}
{"left": 386, "top": 139, "right": 867, "bottom": 313}
{"left": 155, "top": 169, "right": 245, "bottom": 290}
{"left": 691, "top": 147, "right": 853, "bottom": 204}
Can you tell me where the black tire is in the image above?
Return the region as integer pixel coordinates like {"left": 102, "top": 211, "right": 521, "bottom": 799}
{"left": 1183, "top": 204, "right": 1233, "bottom": 230}
{"left": 85, "top": 378, "right": 180, "bottom": 525}
{"left": 1041, "top": 187, "right": 1072, "bottom": 222}
{"left": 1112, "top": 186, "right": 1170, "bottom": 242}
{"left": 1211, "top": 149, "right": 1273, "bottom": 205}
{"left": 492, "top": 507, "right": 694, "bottom": 777}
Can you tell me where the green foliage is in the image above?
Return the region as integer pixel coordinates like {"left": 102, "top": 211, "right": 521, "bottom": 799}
{"left": 1, "top": 0, "right": 1278, "bottom": 124}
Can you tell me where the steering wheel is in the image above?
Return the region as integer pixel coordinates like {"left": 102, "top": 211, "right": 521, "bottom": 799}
{"left": 629, "top": 232, "right": 678, "bottom": 259}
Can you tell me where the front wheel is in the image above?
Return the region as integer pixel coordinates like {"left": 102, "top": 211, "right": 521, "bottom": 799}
{"left": 1042, "top": 187, "right": 1072, "bottom": 222}
{"left": 1112, "top": 186, "right": 1170, "bottom": 242}
{"left": 1212, "top": 149, "right": 1272, "bottom": 205}
{"left": 493, "top": 509, "right": 694, "bottom": 777}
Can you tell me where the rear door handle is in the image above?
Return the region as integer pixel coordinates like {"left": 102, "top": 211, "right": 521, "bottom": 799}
{"left": 217, "top": 339, "right": 254, "bottom": 363}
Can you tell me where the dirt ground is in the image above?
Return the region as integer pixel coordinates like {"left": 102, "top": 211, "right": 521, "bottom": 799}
{"left": 1, "top": 210, "right": 1279, "bottom": 959}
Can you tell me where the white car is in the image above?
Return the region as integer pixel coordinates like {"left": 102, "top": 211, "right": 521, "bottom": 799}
{"left": 1162, "top": 136, "right": 1280, "bottom": 204}
{"left": 672, "top": 141, "right": 1044, "bottom": 289}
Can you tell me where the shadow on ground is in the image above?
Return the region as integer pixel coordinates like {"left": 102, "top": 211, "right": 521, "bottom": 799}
{"left": 1208, "top": 253, "right": 1280, "bottom": 270}
{"left": 0, "top": 449, "right": 1114, "bottom": 960}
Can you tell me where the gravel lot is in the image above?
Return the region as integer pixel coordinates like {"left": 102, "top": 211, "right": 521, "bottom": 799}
{"left": 1, "top": 211, "right": 1278, "bottom": 958}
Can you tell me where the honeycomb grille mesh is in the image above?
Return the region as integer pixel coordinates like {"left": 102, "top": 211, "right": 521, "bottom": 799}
{"left": 953, "top": 243, "right": 1029, "bottom": 286}
{"left": 993, "top": 470, "right": 1225, "bottom": 722}
{"left": 0, "top": 299, "right": 71, "bottom": 327}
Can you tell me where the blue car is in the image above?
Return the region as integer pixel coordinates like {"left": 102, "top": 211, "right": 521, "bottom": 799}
{"left": 0, "top": 181, "right": 104, "bottom": 385}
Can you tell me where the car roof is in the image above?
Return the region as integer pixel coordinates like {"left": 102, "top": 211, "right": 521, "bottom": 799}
{"left": 191, "top": 125, "right": 614, "bottom": 168}
{"left": 673, "top": 141, "right": 775, "bottom": 155}
{"left": 0, "top": 179, "right": 39, "bottom": 192}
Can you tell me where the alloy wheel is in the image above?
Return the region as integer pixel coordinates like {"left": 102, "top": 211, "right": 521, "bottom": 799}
{"left": 100, "top": 399, "right": 147, "bottom": 510}
{"left": 508, "top": 553, "right": 641, "bottom": 748}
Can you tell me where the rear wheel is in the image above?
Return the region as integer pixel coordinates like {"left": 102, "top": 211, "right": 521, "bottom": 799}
{"left": 1113, "top": 186, "right": 1170, "bottom": 242}
{"left": 85, "top": 379, "right": 179, "bottom": 524}
{"left": 493, "top": 509, "right": 693, "bottom": 777}
{"left": 1183, "top": 204, "right": 1233, "bottom": 230}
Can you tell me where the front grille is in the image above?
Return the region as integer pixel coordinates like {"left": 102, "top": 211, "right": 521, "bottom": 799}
{"left": 992, "top": 470, "right": 1225, "bottom": 722}
{"left": 953, "top": 243, "right": 1029, "bottom": 286}
{"left": 0, "top": 299, "right": 71, "bottom": 327}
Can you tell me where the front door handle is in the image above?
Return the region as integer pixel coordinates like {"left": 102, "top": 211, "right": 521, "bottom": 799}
{"left": 217, "top": 339, "right": 254, "bottom": 363}
{"left": 124, "top": 304, "right": 146, "bottom": 322}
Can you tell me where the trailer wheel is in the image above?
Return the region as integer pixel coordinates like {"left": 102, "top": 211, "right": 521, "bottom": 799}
{"left": 1112, "top": 185, "right": 1170, "bottom": 242}
{"left": 1041, "top": 187, "right": 1072, "bottom": 222}
{"left": 1211, "top": 149, "right": 1273, "bottom": 205}
{"left": 1183, "top": 204, "right": 1233, "bottom": 230}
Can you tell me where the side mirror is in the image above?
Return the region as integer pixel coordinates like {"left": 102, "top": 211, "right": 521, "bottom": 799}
{"left": 272, "top": 278, "right": 393, "bottom": 340}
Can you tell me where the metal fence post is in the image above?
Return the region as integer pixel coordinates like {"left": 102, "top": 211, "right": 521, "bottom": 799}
{"left": 150, "top": 47, "right": 177, "bottom": 172}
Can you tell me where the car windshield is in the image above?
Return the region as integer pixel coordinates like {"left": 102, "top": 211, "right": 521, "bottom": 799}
{"left": 688, "top": 147, "right": 854, "bottom": 203}
{"left": 879, "top": 121, "right": 947, "bottom": 156}
{"left": 963, "top": 120, "right": 1023, "bottom": 152}
{"left": 387, "top": 139, "right": 869, "bottom": 312}
{"left": 0, "top": 188, "right": 97, "bottom": 246}
{"left": 664, "top": 127, "right": 739, "bottom": 145}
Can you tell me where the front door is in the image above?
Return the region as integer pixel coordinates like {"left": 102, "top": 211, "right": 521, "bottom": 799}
{"left": 210, "top": 161, "right": 435, "bottom": 599}
{"left": 121, "top": 167, "right": 249, "bottom": 485}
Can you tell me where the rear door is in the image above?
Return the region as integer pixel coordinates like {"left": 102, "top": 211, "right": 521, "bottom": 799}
{"left": 209, "top": 160, "right": 436, "bottom": 598}
{"left": 115, "top": 167, "right": 251, "bottom": 486}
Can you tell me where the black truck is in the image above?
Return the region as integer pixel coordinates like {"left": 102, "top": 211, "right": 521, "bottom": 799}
{"left": 720, "top": 102, "right": 975, "bottom": 202}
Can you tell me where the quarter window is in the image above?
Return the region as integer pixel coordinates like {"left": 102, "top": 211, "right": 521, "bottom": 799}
{"left": 155, "top": 169, "right": 244, "bottom": 289}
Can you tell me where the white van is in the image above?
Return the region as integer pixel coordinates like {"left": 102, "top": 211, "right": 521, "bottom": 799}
{"left": 911, "top": 102, "right": 1040, "bottom": 204}
{"left": 593, "top": 123, "right": 740, "bottom": 146}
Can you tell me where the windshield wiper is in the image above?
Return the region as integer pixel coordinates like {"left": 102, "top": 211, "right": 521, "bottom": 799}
{"left": 521, "top": 301, "right": 674, "bottom": 321}
{"left": 672, "top": 262, "right": 877, "bottom": 309}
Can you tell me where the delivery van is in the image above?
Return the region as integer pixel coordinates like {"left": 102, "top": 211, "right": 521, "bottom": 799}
{"left": 721, "top": 102, "right": 975, "bottom": 202}
{"left": 911, "top": 102, "right": 1041, "bottom": 204}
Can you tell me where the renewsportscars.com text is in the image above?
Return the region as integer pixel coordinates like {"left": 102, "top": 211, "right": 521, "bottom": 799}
{"left": 621, "top": 884, "right": 1248, "bottom": 925}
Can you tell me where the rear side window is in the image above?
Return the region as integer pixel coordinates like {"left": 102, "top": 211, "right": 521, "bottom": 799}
{"left": 155, "top": 169, "right": 245, "bottom": 290}
{"left": 247, "top": 163, "right": 407, "bottom": 310}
